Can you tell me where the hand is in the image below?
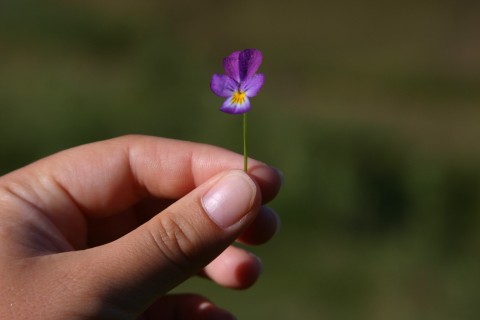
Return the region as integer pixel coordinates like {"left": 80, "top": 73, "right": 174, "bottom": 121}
{"left": 0, "top": 135, "right": 282, "bottom": 319}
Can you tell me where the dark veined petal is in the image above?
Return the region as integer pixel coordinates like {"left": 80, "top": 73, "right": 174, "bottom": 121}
{"left": 210, "top": 74, "right": 237, "bottom": 97}
{"left": 222, "top": 51, "right": 241, "bottom": 82}
{"left": 239, "top": 49, "right": 263, "bottom": 82}
{"left": 220, "top": 95, "right": 251, "bottom": 114}
{"left": 241, "top": 74, "right": 264, "bottom": 97}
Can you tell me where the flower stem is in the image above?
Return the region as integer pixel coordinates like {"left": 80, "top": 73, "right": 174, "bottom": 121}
{"left": 243, "top": 112, "right": 248, "bottom": 172}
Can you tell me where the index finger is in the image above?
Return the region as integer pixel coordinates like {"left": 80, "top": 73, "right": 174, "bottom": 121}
{"left": 2, "top": 135, "right": 282, "bottom": 218}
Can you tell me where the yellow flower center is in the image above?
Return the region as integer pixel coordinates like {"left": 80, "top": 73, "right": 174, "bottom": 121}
{"left": 231, "top": 90, "right": 246, "bottom": 105}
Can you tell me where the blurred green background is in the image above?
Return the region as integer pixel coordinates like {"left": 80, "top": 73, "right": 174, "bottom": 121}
{"left": 1, "top": 0, "right": 480, "bottom": 319}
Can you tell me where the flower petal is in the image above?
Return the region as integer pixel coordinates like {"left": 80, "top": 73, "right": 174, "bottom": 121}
{"left": 210, "top": 74, "right": 237, "bottom": 97}
{"left": 220, "top": 96, "right": 251, "bottom": 114}
{"left": 241, "top": 74, "right": 264, "bottom": 97}
{"left": 222, "top": 51, "right": 241, "bottom": 82}
{"left": 239, "top": 49, "right": 263, "bottom": 81}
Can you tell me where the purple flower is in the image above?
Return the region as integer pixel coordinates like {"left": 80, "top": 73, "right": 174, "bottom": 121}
{"left": 210, "top": 49, "right": 264, "bottom": 114}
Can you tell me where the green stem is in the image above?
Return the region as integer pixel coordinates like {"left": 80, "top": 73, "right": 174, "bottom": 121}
{"left": 243, "top": 113, "right": 248, "bottom": 172}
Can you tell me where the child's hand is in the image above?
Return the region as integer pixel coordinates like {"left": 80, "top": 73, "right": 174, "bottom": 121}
{"left": 0, "top": 135, "right": 282, "bottom": 319}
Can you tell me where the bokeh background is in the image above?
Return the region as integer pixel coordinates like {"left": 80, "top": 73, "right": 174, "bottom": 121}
{"left": 1, "top": 0, "right": 480, "bottom": 319}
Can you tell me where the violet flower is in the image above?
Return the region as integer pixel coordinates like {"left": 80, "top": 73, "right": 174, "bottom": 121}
{"left": 210, "top": 48, "right": 265, "bottom": 172}
{"left": 210, "top": 49, "right": 264, "bottom": 114}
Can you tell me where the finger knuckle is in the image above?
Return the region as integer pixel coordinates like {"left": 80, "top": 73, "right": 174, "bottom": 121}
{"left": 147, "top": 214, "right": 201, "bottom": 274}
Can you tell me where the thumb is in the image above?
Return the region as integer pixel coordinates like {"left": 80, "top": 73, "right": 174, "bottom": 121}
{"left": 78, "top": 170, "right": 261, "bottom": 313}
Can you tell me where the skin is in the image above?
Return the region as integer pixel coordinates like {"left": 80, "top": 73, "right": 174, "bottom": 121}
{"left": 0, "top": 135, "right": 282, "bottom": 320}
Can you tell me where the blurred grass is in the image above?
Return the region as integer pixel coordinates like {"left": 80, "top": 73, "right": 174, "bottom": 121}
{"left": 1, "top": 0, "right": 480, "bottom": 319}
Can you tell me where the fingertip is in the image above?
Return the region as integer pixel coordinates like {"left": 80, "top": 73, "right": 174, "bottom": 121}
{"left": 202, "top": 246, "right": 263, "bottom": 290}
{"left": 272, "top": 166, "right": 285, "bottom": 188}
{"left": 206, "top": 310, "right": 237, "bottom": 320}
{"left": 231, "top": 252, "right": 263, "bottom": 290}
{"left": 238, "top": 206, "right": 281, "bottom": 245}
{"left": 146, "top": 295, "right": 237, "bottom": 320}
{"left": 248, "top": 165, "right": 283, "bottom": 204}
{"left": 195, "top": 301, "right": 237, "bottom": 320}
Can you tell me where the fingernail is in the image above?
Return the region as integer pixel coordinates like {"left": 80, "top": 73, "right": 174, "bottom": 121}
{"left": 202, "top": 171, "right": 257, "bottom": 228}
